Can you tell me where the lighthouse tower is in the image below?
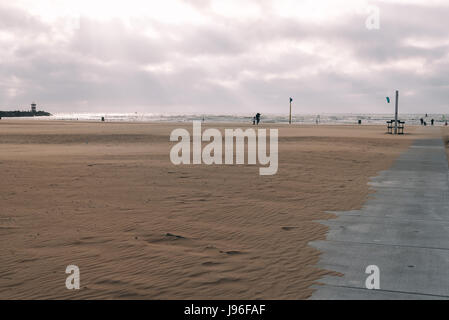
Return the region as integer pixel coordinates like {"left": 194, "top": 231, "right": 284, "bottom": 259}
{"left": 31, "top": 102, "right": 37, "bottom": 114}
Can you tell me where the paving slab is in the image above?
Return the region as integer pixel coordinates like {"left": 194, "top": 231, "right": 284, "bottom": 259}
{"left": 310, "top": 131, "right": 449, "bottom": 299}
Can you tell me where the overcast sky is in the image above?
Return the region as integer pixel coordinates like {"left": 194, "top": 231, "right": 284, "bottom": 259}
{"left": 0, "top": 0, "right": 448, "bottom": 114}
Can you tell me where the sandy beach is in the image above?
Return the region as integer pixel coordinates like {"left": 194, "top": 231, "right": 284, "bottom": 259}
{"left": 0, "top": 120, "right": 439, "bottom": 299}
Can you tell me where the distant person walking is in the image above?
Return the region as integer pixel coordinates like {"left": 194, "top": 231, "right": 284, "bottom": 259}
{"left": 420, "top": 118, "right": 424, "bottom": 125}
{"left": 252, "top": 116, "right": 256, "bottom": 125}
{"left": 431, "top": 119, "right": 435, "bottom": 126}
{"left": 445, "top": 121, "right": 448, "bottom": 126}
{"left": 255, "top": 113, "right": 261, "bottom": 125}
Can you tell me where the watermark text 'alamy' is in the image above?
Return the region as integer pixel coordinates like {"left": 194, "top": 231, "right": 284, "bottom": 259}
{"left": 170, "top": 121, "right": 278, "bottom": 175}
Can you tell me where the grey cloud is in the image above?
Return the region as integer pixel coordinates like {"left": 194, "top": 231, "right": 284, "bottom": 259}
{"left": 1, "top": 1, "right": 449, "bottom": 114}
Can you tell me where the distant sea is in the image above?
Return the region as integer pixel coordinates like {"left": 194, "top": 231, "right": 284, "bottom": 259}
{"left": 16, "top": 113, "right": 449, "bottom": 126}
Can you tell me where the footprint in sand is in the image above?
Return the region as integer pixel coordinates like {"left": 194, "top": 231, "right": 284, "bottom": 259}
{"left": 281, "top": 226, "right": 297, "bottom": 231}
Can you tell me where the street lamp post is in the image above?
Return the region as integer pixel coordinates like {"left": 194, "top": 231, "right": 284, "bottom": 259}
{"left": 289, "top": 97, "right": 293, "bottom": 124}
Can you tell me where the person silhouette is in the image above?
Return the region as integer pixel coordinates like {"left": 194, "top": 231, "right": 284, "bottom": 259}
{"left": 255, "top": 113, "right": 261, "bottom": 125}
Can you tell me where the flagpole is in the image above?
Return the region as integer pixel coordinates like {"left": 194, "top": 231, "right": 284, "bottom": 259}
{"left": 394, "top": 90, "right": 399, "bottom": 134}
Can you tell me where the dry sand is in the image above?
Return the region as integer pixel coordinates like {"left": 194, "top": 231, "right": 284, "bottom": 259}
{"left": 0, "top": 120, "right": 435, "bottom": 299}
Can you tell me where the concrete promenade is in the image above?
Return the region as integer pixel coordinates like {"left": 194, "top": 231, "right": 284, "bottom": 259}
{"left": 310, "top": 129, "right": 449, "bottom": 299}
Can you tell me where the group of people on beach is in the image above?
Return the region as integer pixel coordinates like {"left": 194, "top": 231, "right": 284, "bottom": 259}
{"left": 252, "top": 113, "right": 261, "bottom": 125}
{"left": 420, "top": 118, "right": 433, "bottom": 126}
{"left": 420, "top": 117, "right": 448, "bottom": 126}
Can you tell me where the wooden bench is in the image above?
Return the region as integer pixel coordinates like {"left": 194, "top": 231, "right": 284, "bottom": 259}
{"left": 387, "top": 120, "right": 405, "bottom": 134}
